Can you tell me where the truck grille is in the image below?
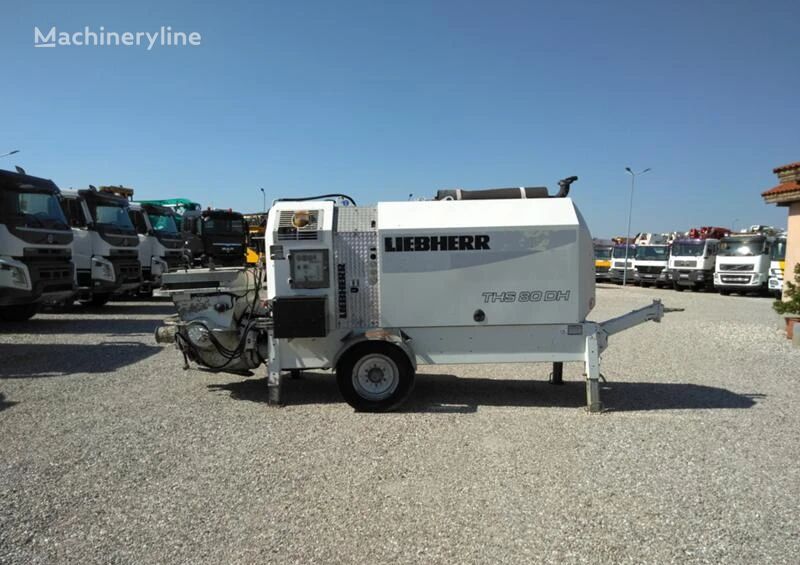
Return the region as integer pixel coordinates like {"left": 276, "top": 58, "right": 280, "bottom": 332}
{"left": 595, "top": 265, "right": 610, "bottom": 273}
{"left": 720, "top": 274, "right": 753, "bottom": 284}
{"left": 674, "top": 260, "right": 697, "bottom": 268}
{"left": 636, "top": 266, "right": 665, "bottom": 274}
{"left": 113, "top": 260, "right": 141, "bottom": 283}
{"left": 719, "top": 264, "right": 753, "bottom": 271}
{"left": 30, "top": 261, "right": 74, "bottom": 293}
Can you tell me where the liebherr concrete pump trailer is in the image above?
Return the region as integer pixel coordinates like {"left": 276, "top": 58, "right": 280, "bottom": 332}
{"left": 155, "top": 178, "right": 671, "bottom": 412}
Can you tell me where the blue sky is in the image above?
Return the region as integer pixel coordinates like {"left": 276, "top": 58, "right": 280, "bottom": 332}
{"left": 2, "top": 0, "right": 798, "bottom": 236}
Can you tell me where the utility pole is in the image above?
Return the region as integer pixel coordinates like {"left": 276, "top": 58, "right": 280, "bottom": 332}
{"left": 623, "top": 167, "right": 651, "bottom": 286}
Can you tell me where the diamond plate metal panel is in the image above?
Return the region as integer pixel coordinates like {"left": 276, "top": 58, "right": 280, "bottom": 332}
{"left": 334, "top": 207, "right": 379, "bottom": 329}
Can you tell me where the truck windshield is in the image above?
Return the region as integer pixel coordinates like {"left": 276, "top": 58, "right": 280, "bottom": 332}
{"left": 719, "top": 237, "right": 765, "bottom": 256}
{"left": 612, "top": 245, "right": 635, "bottom": 258}
{"left": 149, "top": 213, "right": 178, "bottom": 234}
{"left": 635, "top": 246, "right": 669, "bottom": 260}
{"left": 95, "top": 205, "right": 135, "bottom": 229}
{"left": 203, "top": 216, "right": 244, "bottom": 235}
{"left": 0, "top": 190, "right": 69, "bottom": 229}
{"left": 771, "top": 240, "right": 786, "bottom": 261}
{"left": 671, "top": 242, "right": 705, "bottom": 257}
{"left": 594, "top": 247, "right": 612, "bottom": 259}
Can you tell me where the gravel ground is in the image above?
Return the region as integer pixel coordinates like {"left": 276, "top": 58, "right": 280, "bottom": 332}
{"left": 1, "top": 286, "right": 798, "bottom": 564}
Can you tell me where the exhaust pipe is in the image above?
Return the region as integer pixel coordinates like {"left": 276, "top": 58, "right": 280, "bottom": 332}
{"left": 555, "top": 176, "right": 578, "bottom": 198}
{"left": 155, "top": 325, "right": 178, "bottom": 344}
{"left": 436, "top": 176, "right": 579, "bottom": 201}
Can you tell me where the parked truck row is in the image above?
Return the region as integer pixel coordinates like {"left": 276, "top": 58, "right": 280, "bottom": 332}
{"left": 594, "top": 225, "right": 787, "bottom": 297}
{"left": 0, "top": 168, "right": 249, "bottom": 321}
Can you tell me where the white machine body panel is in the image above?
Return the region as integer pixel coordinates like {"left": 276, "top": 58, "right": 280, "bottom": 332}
{"left": 377, "top": 199, "right": 594, "bottom": 327}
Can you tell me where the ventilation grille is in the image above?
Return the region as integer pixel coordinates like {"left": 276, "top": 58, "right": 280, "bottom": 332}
{"left": 719, "top": 263, "right": 753, "bottom": 272}
{"left": 276, "top": 209, "right": 320, "bottom": 241}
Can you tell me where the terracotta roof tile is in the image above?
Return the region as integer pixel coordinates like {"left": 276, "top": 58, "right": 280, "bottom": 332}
{"left": 772, "top": 162, "right": 800, "bottom": 174}
{"left": 762, "top": 181, "right": 800, "bottom": 197}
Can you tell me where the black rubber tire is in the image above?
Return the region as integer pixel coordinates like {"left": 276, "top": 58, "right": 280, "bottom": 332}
{"left": 0, "top": 303, "right": 39, "bottom": 322}
{"left": 673, "top": 284, "right": 684, "bottom": 292}
{"left": 336, "top": 342, "right": 415, "bottom": 412}
{"left": 79, "top": 293, "right": 111, "bottom": 307}
{"left": 719, "top": 289, "right": 731, "bottom": 296}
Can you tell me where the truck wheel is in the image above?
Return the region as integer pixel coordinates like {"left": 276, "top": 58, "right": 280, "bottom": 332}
{"left": 0, "top": 303, "right": 39, "bottom": 322}
{"left": 719, "top": 289, "right": 731, "bottom": 296}
{"left": 79, "top": 293, "right": 111, "bottom": 307}
{"left": 673, "top": 283, "right": 684, "bottom": 292}
{"left": 336, "top": 342, "right": 415, "bottom": 412}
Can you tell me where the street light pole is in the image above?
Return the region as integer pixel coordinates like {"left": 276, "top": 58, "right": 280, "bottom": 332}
{"left": 259, "top": 187, "right": 266, "bottom": 214}
{"left": 623, "top": 167, "right": 651, "bottom": 286}
{"left": 0, "top": 150, "right": 20, "bottom": 158}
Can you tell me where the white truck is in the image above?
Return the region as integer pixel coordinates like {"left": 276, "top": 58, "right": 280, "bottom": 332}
{"left": 608, "top": 243, "right": 636, "bottom": 284}
{"left": 632, "top": 233, "right": 671, "bottom": 288}
{"left": 128, "top": 202, "right": 184, "bottom": 295}
{"left": 60, "top": 188, "right": 142, "bottom": 306}
{"left": 714, "top": 226, "right": 779, "bottom": 296}
{"left": 768, "top": 235, "right": 787, "bottom": 298}
{"left": 154, "top": 178, "right": 671, "bottom": 413}
{"left": 666, "top": 227, "right": 729, "bottom": 292}
{"left": 0, "top": 168, "right": 75, "bottom": 321}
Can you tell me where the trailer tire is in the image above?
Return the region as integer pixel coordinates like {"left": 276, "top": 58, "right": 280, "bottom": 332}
{"left": 0, "top": 303, "right": 39, "bottom": 322}
{"left": 336, "top": 342, "right": 415, "bottom": 412}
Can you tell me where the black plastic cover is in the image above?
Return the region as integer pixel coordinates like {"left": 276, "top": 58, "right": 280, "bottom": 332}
{"left": 272, "top": 296, "right": 327, "bottom": 338}
{"left": 435, "top": 187, "right": 549, "bottom": 200}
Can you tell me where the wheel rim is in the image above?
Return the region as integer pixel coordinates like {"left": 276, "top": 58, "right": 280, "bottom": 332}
{"left": 352, "top": 353, "right": 400, "bottom": 401}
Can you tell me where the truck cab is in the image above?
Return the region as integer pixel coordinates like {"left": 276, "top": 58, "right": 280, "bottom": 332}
{"left": 714, "top": 230, "right": 775, "bottom": 295}
{"left": 60, "top": 188, "right": 142, "bottom": 306}
{"left": 129, "top": 203, "right": 184, "bottom": 294}
{"left": 609, "top": 244, "right": 636, "bottom": 284}
{"left": 593, "top": 240, "right": 613, "bottom": 281}
{"left": 0, "top": 169, "right": 75, "bottom": 321}
{"left": 769, "top": 236, "right": 787, "bottom": 298}
{"left": 667, "top": 238, "right": 720, "bottom": 291}
{"left": 633, "top": 244, "right": 671, "bottom": 287}
{"left": 181, "top": 208, "right": 247, "bottom": 267}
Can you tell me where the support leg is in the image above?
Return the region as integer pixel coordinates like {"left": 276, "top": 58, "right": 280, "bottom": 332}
{"left": 584, "top": 333, "right": 602, "bottom": 413}
{"left": 267, "top": 335, "right": 283, "bottom": 406}
{"left": 550, "top": 362, "right": 564, "bottom": 385}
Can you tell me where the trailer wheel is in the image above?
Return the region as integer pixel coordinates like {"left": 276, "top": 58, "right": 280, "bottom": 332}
{"left": 0, "top": 303, "right": 39, "bottom": 322}
{"left": 336, "top": 342, "right": 415, "bottom": 412}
